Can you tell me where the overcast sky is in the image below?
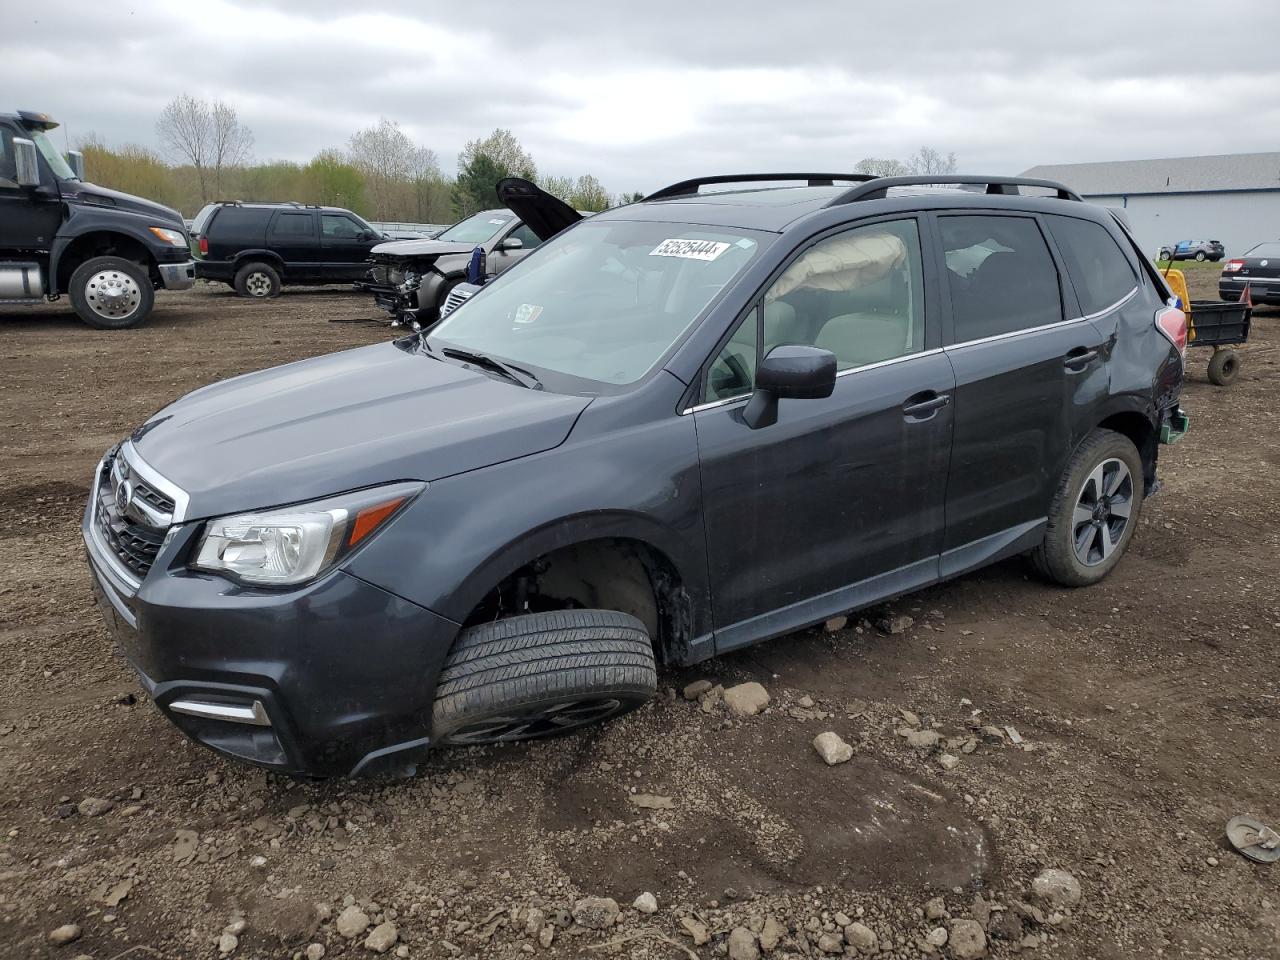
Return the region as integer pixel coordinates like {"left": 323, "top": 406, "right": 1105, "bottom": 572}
{"left": 5, "top": 1, "right": 1280, "bottom": 194}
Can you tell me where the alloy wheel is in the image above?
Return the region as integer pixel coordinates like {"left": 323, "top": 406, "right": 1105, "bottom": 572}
{"left": 1072, "top": 457, "right": 1133, "bottom": 566}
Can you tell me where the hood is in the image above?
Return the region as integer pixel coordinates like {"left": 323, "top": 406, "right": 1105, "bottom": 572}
{"left": 497, "top": 177, "right": 583, "bottom": 241}
{"left": 63, "top": 181, "right": 185, "bottom": 228}
{"left": 131, "top": 341, "right": 590, "bottom": 520}
{"left": 371, "top": 238, "right": 479, "bottom": 259}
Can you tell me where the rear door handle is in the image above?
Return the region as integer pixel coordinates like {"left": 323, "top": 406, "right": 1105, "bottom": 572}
{"left": 1064, "top": 347, "right": 1099, "bottom": 370}
{"left": 902, "top": 391, "right": 951, "bottom": 419}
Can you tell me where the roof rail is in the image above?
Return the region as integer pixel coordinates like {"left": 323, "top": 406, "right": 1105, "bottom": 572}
{"left": 826, "top": 175, "right": 1081, "bottom": 206}
{"left": 212, "top": 200, "right": 323, "bottom": 209}
{"left": 645, "top": 173, "right": 876, "bottom": 201}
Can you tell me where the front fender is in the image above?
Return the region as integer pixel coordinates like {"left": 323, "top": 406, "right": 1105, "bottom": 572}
{"left": 51, "top": 208, "right": 177, "bottom": 283}
{"left": 345, "top": 401, "right": 713, "bottom": 656}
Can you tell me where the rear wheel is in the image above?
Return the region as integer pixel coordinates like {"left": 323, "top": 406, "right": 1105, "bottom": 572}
{"left": 1207, "top": 348, "right": 1240, "bottom": 386}
{"left": 234, "top": 261, "right": 281, "bottom": 298}
{"left": 1032, "top": 429, "right": 1144, "bottom": 587}
{"left": 431, "top": 609, "right": 657, "bottom": 746}
{"left": 69, "top": 256, "right": 154, "bottom": 329}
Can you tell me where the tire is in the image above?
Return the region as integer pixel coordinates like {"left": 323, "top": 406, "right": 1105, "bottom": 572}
{"left": 1195, "top": 251, "right": 1207, "bottom": 262}
{"left": 233, "top": 261, "right": 281, "bottom": 299}
{"left": 1031, "top": 429, "right": 1144, "bottom": 587}
{"left": 431, "top": 609, "right": 657, "bottom": 746}
{"left": 69, "top": 256, "right": 154, "bottom": 330}
{"left": 1207, "top": 348, "right": 1240, "bottom": 386}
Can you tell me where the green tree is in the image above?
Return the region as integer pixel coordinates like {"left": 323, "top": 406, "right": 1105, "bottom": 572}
{"left": 617, "top": 190, "right": 646, "bottom": 205}
{"left": 457, "top": 129, "right": 536, "bottom": 182}
{"left": 568, "top": 174, "right": 610, "bottom": 212}
{"left": 454, "top": 153, "right": 507, "bottom": 218}
{"left": 304, "top": 150, "right": 366, "bottom": 211}
{"left": 539, "top": 174, "right": 574, "bottom": 201}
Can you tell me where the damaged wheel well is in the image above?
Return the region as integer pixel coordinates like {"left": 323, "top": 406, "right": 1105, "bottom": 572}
{"left": 1097, "top": 411, "right": 1157, "bottom": 493}
{"left": 462, "top": 537, "right": 692, "bottom": 665}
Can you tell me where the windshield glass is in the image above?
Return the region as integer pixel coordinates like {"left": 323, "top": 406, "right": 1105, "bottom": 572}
{"left": 29, "top": 129, "right": 75, "bottom": 180}
{"left": 428, "top": 220, "right": 764, "bottom": 388}
{"left": 437, "top": 211, "right": 515, "bottom": 244}
{"left": 1245, "top": 242, "right": 1280, "bottom": 258}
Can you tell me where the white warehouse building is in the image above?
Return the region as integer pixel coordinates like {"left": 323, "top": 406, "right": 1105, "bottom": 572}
{"left": 1020, "top": 152, "right": 1280, "bottom": 260}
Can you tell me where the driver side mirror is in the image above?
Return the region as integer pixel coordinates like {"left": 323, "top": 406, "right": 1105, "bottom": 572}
{"left": 66, "top": 150, "right": 85, "bottom": 180}
{"left": 13, "top": 138, "right": 39, "bottom": 188}
{"left": 499, "top": 237, "right": 523, "bottom": 251}
{"left": 743, "top": 344, "right": 837, "bottom": 429}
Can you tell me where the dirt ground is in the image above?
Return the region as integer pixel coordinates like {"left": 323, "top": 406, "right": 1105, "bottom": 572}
{"left": 1, "top": 272, "right": 1277, "bottom": 960}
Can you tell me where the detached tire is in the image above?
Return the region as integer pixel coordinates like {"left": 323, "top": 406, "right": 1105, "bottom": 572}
{"left": 234, "top": 261, "right": 281, "bottom": 298}
{"left": 1207, "top": 349, "right": 1240, "bottom": 386}
{"left": 70, "top": 256, "right": 154, "bottom": 329}
{"left": 431, "top": 610, "right": 657, "bottom": 746}
{"left": 1031, "top": 428, "right": 1144, "bottom": 587}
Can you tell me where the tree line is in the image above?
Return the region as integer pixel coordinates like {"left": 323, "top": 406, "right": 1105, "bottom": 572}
{"left": 79, "top": 94, "right": 956, "bottom": 224}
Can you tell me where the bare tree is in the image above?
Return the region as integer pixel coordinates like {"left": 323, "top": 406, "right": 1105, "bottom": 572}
{"left": 348, "top": 119, "right": 421, "bottom": 220}
{"left": 906, "top": 146, "right": 957, "bottom": 176}
{"left": 539, "top": 174, "right": 574, "bottom": 201}
{"left": 156, "top": 95, "right": 252, "bottom": 202}
{"left": 855, "top": 157, "right": 910, "bottom": 177}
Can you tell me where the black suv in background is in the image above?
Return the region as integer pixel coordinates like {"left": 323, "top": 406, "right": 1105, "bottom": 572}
{"left": 191, "top": 201, "right": 387, "bottom": 297}
{"left": 84, "top": 173, "right": 1188, "bottom": 778}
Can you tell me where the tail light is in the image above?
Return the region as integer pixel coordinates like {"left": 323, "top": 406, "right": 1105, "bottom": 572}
{"left": 198, "top": 236, "right": 209, "bottom": 255}
{"left": 1223, "top": 259, "right": 1243, "bottom": 273}
{"left": 1155, "top": 305, "right": 1188, "bottom": 357}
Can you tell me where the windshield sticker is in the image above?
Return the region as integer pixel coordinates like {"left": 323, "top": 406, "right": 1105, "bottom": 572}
{"left": 650, "top": 238, "right": 731, "bottom": 261}
{"left": 513, "top": 303, "right": 543, "bottom": 325}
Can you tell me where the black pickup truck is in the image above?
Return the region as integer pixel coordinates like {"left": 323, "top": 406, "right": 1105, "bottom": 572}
{"left": 0, "top": 109, "right": 195, "bottom": 329}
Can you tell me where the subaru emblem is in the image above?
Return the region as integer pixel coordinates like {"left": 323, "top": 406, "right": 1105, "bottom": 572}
{"left": 116, "top": 479, "right": 133, "bottom": 516}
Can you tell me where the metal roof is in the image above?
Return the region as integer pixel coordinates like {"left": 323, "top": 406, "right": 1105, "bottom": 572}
{"left": 1020, "top": 152, "right": 1280, "bottom": 197}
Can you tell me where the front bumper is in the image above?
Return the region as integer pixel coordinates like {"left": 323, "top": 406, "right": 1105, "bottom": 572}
{"left": 158, "top": 260, "right": 197, "bottom": 291}
{"left": 82, "top": 458, "right": 461, "bottom": 777}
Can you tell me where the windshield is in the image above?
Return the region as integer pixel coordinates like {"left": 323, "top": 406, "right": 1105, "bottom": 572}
{"left": 29, "top": 128, "right": 76, "bottom": 180}
{"left": 428, "top": 220, "right": 764, "bottom": 388}
{"left": 437, "top": 211, "right": 515, "bottom": 244}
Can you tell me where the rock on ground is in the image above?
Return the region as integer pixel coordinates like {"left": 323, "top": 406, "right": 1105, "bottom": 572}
{"left": 844, "top": 922, "right": 878, "bottom": 954}
{"left": 950, "top": 919, "right": 988, "bottom": 959}
{"left": 336, "top": 905, "right": 371, "bottom": 939}
{"left": 1032, "top": 868, "right": 1082, "bottom": 909}
{"left": 364, "top": 922, "right": 398, "bottom": 953}
{"left": 759, "top": 915, "right": 787, "bottom": 951}
{"left": 217, "top": 932, "right": 238, "bottom": 955}
{"left": 723, "top": 682, "right": 770, "bottom": 717}
{"left": 904, "top": 729, "right": 941, "bottom": 749}
{"left": 632, "top": 891, "right": 658, "bottom": 913}
{"left": 48, "top": 925, "right": 82, "bottom": 945}
{"left": 77, "top": 797, "right": 113, "bottom": 817}
{"left": 680, "top": 917, "right": 710, "bottom": 945}
{"left": 682, "top": 679, "right": 713, "bottom": 700}
{"left": 812, "top": 731, "right": 854, "bottom": 765}
{"left": 572, "top": 896, "right": 620, "bottom": 929}
{"left": 728, "top": 926, "right": 761, "bottom": 960}
{"left": 305, "top": 945, "right": 325, "bottom": 960}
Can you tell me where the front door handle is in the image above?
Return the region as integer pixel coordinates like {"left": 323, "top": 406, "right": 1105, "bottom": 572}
{"left": 1064, "top": 347, "right": 1099, "bottom": 370}
{"left": 903, "top": 391, "right": 951, "bottom": 419}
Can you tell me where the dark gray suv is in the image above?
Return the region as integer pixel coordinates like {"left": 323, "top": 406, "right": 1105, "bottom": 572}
{"left": 83, "top": 173, "right": 1189, "bottom": 777}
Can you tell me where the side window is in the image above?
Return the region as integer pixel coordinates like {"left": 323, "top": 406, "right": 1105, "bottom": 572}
{"left": 507, "top": 223, "right": 543, "bottom": 250}
{"left": 939, "top": 215, "right": 1062, "bottom": 342}
{"left": 0, "top": 126, "right": 17, "bottom": 186}
{"left": 703, "top": 308, "right": 759, "bottom": 403}
{"left": 322, "top": 214, "right": 362, "bottom": 239}
{"left": 762, "top": 219, "right": 925, "bottom": 371}
{"left": 271, "top": 212, "right": 314, "bottom": 238}
{"left": 1045, "top": 215, "right": 1138, "bottom": 316}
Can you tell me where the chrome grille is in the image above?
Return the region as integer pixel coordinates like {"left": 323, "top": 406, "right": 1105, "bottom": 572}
{"left": 440, "top": 286, "right": 474, "bottom": 319}
{"left": 95, "top": 449, "right": 173, "bottom": 579}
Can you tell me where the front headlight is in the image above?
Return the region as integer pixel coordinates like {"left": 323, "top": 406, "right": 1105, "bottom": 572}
{"left": 192, "top": 482, "right": 422, "bottom": 587}
{"left": 148, "top": 226, "right": 189, "bottom": 247}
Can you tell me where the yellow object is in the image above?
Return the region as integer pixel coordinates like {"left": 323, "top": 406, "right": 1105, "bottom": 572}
{"left": 1160, "top": 268, "right": 1196, "bottom": 342}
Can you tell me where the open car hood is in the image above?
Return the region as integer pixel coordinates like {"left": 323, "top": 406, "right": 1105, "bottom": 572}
{"left": 496, "top": 177, "right": 583, "bottom": 242}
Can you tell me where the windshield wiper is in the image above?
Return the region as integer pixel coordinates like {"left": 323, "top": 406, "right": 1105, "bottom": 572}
{"left": 440, "top": 346, "right": 542, "bottom": 390}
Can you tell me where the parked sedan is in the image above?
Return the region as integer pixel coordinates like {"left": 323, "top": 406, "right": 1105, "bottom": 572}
{"left": 1159, "top": 239, "right": 1225, "bottom": 262}
{"left": 1220, "top": 241, "right": 1280, "bottom": 304}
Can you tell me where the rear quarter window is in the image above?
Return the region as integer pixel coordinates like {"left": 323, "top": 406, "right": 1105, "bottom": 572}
{"left": 1045, "top": 215, "right": 1137, "bottom": 316}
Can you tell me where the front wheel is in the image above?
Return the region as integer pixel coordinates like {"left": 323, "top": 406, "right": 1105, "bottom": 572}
{"left": 1195, "top": 251, "right": 1207, "bottom": 262}
{"left": 69, "top": 256, "right": 154, "bottom": 329}
{"left": 431, "top": 609, "right": 657, "bottom": 746}
{"left": 1032, "top": 429, "right": 1144, "bottom": 587}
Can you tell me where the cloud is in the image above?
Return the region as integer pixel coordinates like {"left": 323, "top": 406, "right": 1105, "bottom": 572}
{"left": 4, "top": 0, "right": 1280, "bottom": 194}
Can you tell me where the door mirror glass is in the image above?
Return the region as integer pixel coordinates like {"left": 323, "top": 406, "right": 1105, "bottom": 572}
{"left": 65, "top": 149, "right": 85, "bottom": 180}
{"left": 744, "top": 344, "right": 836, "bottom": 428}
{"left": 499, "top": 236, "right": 523, "bottom": 251}
{"left": 13, "top": 138, "right": 39, "bottom": 187}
